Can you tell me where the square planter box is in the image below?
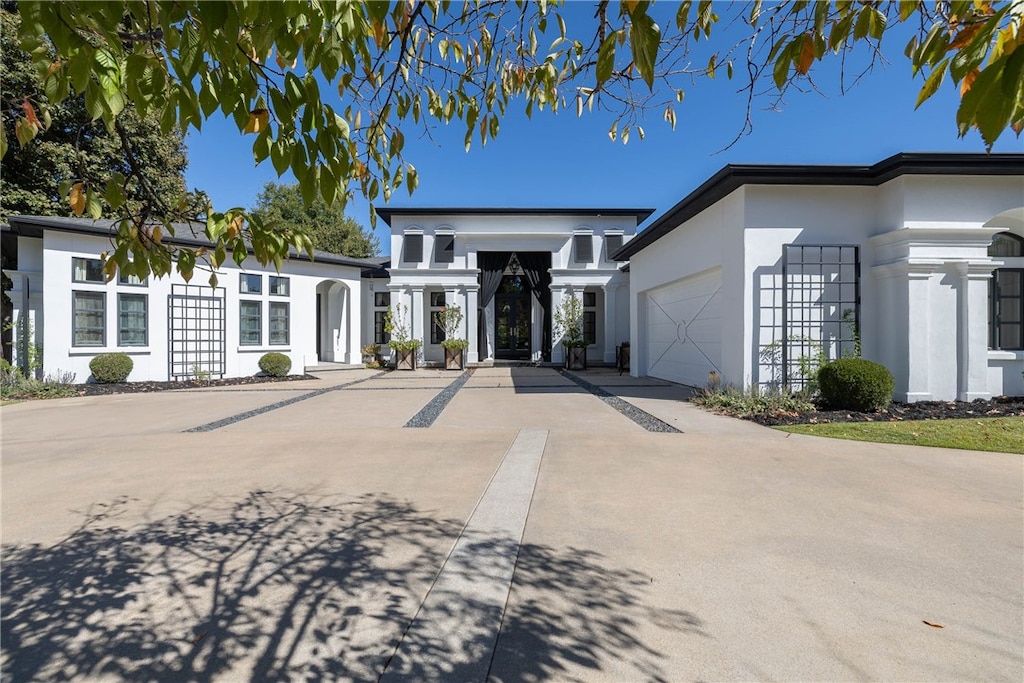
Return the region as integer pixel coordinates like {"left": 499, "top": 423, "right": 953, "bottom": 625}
{"left": 394, "top": 348, "right": 417, "bottom": 370}
{"left": 444, "top": 347, "right": 465, "bottom": 370}
{"left": 564, "top": 345, "right": 588, "bottom": 371}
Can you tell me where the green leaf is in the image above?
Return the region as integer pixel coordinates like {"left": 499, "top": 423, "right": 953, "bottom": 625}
{"left": 596, "top": 33, "right": 617, "bottom": 84}
{"left": 915, "top": 58, "right": 948, "bottom": 109}
{"left": 629, "top": 12, "right": 660, "bottom": 90}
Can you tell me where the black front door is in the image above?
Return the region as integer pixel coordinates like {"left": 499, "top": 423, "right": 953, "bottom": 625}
{"left": 495, "top": 275, "right": 531, "bottom": 359}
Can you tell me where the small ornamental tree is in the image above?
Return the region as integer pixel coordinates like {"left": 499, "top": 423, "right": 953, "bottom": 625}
{"left": 553, "top": 293, "right": 587, "bottom": 349}
{"left": 384, "top": 302, "right": 421, "bottom": 352}
{"left": 436, "top": 304, "right": 468, "bottom": 350}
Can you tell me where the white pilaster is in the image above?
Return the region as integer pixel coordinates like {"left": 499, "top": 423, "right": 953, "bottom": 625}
{"left": 957, "top": 262, "right": 995, "bottom": 401}
{"left": 411, "top": 286, "right": 425, "bottom": 362}
{"left": 905, "top": 268, "right": 932, "bottom": 401}
{"left": 550, "top": 285, "right": 566, "bottom": 365}
{"left": 602, "top": 283, "right": 619, "bottom": 364}
{"left": 467, "top": 285, "right": 480, "bottom": 364}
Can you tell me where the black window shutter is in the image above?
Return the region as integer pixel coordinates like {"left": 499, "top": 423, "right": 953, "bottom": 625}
{"left": 403, "top": 234, "right": 423, "bottom": 263}
{"left": 574, "top": 234, "right": 593, "bottom": 263}
{"left": 435, "top": 234, "right": 455, "bottom": 263}
{"left": 606, "top": 234, "right": 623, "bottom": 260}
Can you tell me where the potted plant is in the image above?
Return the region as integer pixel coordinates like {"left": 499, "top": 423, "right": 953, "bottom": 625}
{"left": 385, "top": 303, "right": 421, "bottom": 370}
{"left": 361, "top": 343, "right": 383, "bottom": 367}
{"left": 436, "top": 303, "right": 468, "bottom": 370}
{"left": 554, "top": 292, "right": 589, "bottom": 371}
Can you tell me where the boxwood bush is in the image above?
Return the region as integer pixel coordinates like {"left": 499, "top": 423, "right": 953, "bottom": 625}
{"left": 818, "top": 358, "right": 895, "bottom": 411}
{"left": 89, "top": 352, "right": 133, "bottom": 383}
{"left": 258, "top": 352, "right": 292, "bottom": 377}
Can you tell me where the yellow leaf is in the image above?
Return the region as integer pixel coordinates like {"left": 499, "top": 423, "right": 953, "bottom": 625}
{"left": 69, "top": 182, "right": 86, "bottom": 216}
{"left": 796, "top": 33, "right": 816, "bottom": 75}
{"left": 960, "top": 68, "right": 979, "bottom": 96}
{"left": 244, "top": 109, "right": 270, "bottom": 134}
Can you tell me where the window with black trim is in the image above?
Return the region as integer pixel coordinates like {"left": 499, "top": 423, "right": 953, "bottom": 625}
{"left": 269, "top": 276, "right": 290, "bottom": 296}
{"left": 118, "top": 293, "right": 147, "bottom": 346}
{"left": 430, "top": 291, "right": 446, "bottom": 344}
{"left": 118, "top": 273, "right": 148, "bottom": 286}
{"left": 573, "top": 234, "right": 593, "bottom": 263}
{"left": 583, "top": 291, "right": 597, "bottom": 344}
{"left": 269, "top": 301, "right": 290, "bottom": 345}
{"left": 73, "top": 257, "right": 104, "bottom": 283}
{"left": 240, "top": 273, "right": 262, "bottom": 293}
{"left": 73, "top": 291, "right": 105, "bottom": 346}
{"left": 374, "top": 291, "right": 391, "bottom": 344}
{"left": 605, "top": 233, "right": 624, "bottom": 260}
{"left": 435, "top": 233, "right": 455, "bottom": 263}
{"left": 240, "top": 300, "right": 261, "bottom": 345}
{"left": 403, "top": 233, "right": 423, "bottom": 263}
{"left": 989, "top": 232, "right": 1024, "bottom": 350}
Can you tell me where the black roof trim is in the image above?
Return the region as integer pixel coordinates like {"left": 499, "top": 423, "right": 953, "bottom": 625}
{"left": 614, "top": 152, "right": 1024, "bottom": 260}
{"left": 5, "top": 215, "right": 381, "bottom": 270}
{"left": 375, "top": 206, "right": 655, "bottom": 226}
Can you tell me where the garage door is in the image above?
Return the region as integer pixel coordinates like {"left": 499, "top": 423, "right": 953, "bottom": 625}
{"left": 644, "top": 268, "right": 722, "bottom": 387}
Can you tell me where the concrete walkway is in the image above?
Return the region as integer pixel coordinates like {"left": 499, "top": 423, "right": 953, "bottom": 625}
{"left": 1, "top": 367, "right": 1021, "bottom": 681}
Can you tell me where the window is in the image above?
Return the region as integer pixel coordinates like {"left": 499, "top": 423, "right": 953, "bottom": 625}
{"left": 269, "top": 276, "right": 290, "bottom": 296}
{"left": 989, "top": 232, "right": 1024, "bottom": 350}
{"left": 374, "top": 291, "right": 391, "bottom": 345}
{"left": 573, "top": 233, "right": 593, "bottom": 263}
{"left": 269, "top": 302, "right": 290, "bottom": 345}
{"left": 605, "top": 233, "right": 624, "bottom": 260}
{"left": 239, "top": 300, "right": 262, "bottom": 345}
{"left": 118, "top": 273, "right": 148, "bottom": 286}
{"left": 430, "top": 291, "right": 446, "bottom": 344}
{"left": 73, "top": 257, "right": 104, "bottom": 283}
{"left": 73, "top": 291, "right": 105, "bottom": 346}
{"left": 435, "top": 233, "right": 455, "bottom": 263}
{"left": 118, "top": 294, "right": 147, "bottom": 346}
{"left": 582, "top": 291, "right": 597, "bottom": 345}
{"left": 403, "top": 233, "right": 423, "bottom": 263}
{"left": 240, "top": 273, "right": 262, "bottom": 293}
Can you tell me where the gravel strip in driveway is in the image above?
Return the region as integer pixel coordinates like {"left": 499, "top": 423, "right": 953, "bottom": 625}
{"left": 404, "top": 369, "right": 474, "bottom": 428}
{"left": 557, "top": 368, "right": 682, "bottom": 433}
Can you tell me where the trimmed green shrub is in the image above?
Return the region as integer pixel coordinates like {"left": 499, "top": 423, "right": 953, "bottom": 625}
{"left": 89, "top": 353, "right": 133, "bottom": 383}
{"left": 818, "top": 358, "right": 895, "bottom": 411}
{"left": 258, "top": 352, "right": 292, "bottom": 377}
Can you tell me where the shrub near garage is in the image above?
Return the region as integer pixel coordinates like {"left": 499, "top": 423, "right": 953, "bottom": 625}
{"left": 89, "top": 353, "right": 133, "bottom": 383}
{"left": 258, "top": 352, "right": 291, "bottom": 377}
{"left": 818, "top": 358, "right": 895, "bottom": 412}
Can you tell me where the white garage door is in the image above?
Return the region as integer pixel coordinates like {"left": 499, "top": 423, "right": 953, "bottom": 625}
{"left": 644, "top": 268, "right": 723, "bottom": 387}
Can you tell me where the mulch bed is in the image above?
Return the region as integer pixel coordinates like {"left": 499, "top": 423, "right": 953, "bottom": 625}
{"left": 73, "top": 374, "right": 320, "bottom": 396}
{"left": 744, "top": 396, "right": 1024, "bottom": 427}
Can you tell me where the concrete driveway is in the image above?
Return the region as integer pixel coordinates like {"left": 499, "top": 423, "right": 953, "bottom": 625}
{"left": 2, "top": 367, "right": 1021, "bottom": 681}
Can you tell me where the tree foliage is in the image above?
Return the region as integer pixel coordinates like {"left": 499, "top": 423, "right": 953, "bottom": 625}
{"left": 3, "top": 0, "right": 1020, "bottom": 286}
{"left": 0, "top": 6, "right": 191, "bottom": 224}
{"left": 249, "top": 182, "right": 379, "bottom": 258}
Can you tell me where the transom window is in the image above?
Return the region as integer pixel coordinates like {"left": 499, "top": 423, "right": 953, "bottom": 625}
{"left": 240, "top": 274, "right": 262, "bottom": 294}
{"left": 989, "top": 232, "right": 1024, "bottom": 351}
{"left": 118, "top": 273, "right": 148, "bottom": 286}
{"left": 73, "top": 257, "right": 104, "bottom": 283}
{"left": 269, "top": 276, "right": 290, "bottom": 296}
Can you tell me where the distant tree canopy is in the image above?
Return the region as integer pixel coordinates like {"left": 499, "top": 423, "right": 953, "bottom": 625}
{"left": 2, "top": 1, "right": 1020, "bottom": 286}
{"left": 249, "top": 182, "right": 379, "bottom": 258}
{"left": 0, "top": 6, "right": 191, "bottom": 225}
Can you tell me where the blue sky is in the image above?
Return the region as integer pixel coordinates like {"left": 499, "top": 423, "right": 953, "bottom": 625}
{"left": 183, "top": 4, "right": 1022, "bottom": 256}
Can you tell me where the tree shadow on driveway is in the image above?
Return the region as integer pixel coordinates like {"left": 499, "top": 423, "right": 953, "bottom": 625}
{"left": 2, "top": 491, "right": 703, "bottom": 681}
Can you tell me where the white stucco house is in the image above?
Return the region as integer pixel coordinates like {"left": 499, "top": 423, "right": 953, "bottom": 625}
{"left": 3, "top": 152, "right": 1021, "bottom": 401}
{"left": 616, "top": 152, "right": 1024, "bottom": 401}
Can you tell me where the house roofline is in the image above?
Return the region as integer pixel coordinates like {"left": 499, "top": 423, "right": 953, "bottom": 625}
{"left": 375, "top": 207, "right": 655, "bottom": 227}
{"left": 4, "top": 215, "right": 382, "bottom": 270}
{"left": 613, "top": 152, "right": 1024, "bottom": 260}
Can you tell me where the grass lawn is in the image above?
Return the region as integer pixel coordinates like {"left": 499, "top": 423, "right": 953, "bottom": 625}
{"left": 777, "top": 416, "right": 1024, "bottom": 454}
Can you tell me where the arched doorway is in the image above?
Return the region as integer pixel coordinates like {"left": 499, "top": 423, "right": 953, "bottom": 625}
{"left": 315, "top": 280, "right": 351, "bottom": 363}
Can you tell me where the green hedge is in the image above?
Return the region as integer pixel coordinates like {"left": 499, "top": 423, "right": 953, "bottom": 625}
{"left": 818, "top": 358, "right": 895, "bottom": 411}
{"left": 90, "top": 353, "right": 133, "bottom": 383}
{"left": 258, "top": 352, "right": 292, "bottom": 377}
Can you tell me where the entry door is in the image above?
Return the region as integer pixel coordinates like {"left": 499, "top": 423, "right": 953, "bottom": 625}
{"left": 495, "top": 290, "right": 531, "bottom": 359}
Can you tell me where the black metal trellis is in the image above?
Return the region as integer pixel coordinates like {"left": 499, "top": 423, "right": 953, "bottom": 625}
{"left": 780, "top": 244, "right": 860, "bottom": 389}
{"left": 168, "top": 284, "right": 226, "bottom": 380}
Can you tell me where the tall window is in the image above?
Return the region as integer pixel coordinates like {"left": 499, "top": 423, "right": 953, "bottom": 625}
{"left": 118, "top": 294, "right": 147, "bottom": 346}
{"left": 269, "top": 302, "right": 290, "bottom": 345}
{"left": 240, "top": 300, "right": 262, "bottom": 345}
{"left": 374, "top": 291, "right": 391, "bottom": 344}
{"left": 73, "top": 291, "right": 105, "bottom": 346}
{"left": 435, "top": 233, "right": 455, "bottom": 263}
{"left": 989, "top": 232, "right": 1024, "bottom": 351}
{"left": 430, "top": 291, "right": 446, "bottom": 344}
{"left": 73, "top": 257, "right": 104, "bottom": 283}
{"left": 582, "top": 291, "right": 597, "bottom": 345}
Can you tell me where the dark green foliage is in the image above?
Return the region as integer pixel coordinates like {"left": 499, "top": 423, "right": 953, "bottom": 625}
{"left": 258, "top": 352, "right": 292, "bottom": 377}
{"left": 249, "top": 182, "right": 379, "bottom": 257}
{"left": 818, "top": 358, "right": 895, "bottom": 411}
{"left": 89, "top": 353, "right": 133, "bottom": 383}
{"left": 0, "top": 7, "right": 190, "bottom": 223}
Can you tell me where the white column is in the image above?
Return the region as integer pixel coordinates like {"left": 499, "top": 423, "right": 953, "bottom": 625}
{"left": 602, "top": 283, "right": 619, "bottom": 364}
{"left": 550, "top": 285, "right": 566, "bottom": 365}
{"left": 466, "top": 285, "right": 480, "bottom": 364}
{"left": 905, "top": 268, "right": 932, "bottom": 402}
{"left": 411, "top": 286, "right": 425, "bottom": 363}
{"left": 957, "top": 262, "right": 994, "bottom": 401}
